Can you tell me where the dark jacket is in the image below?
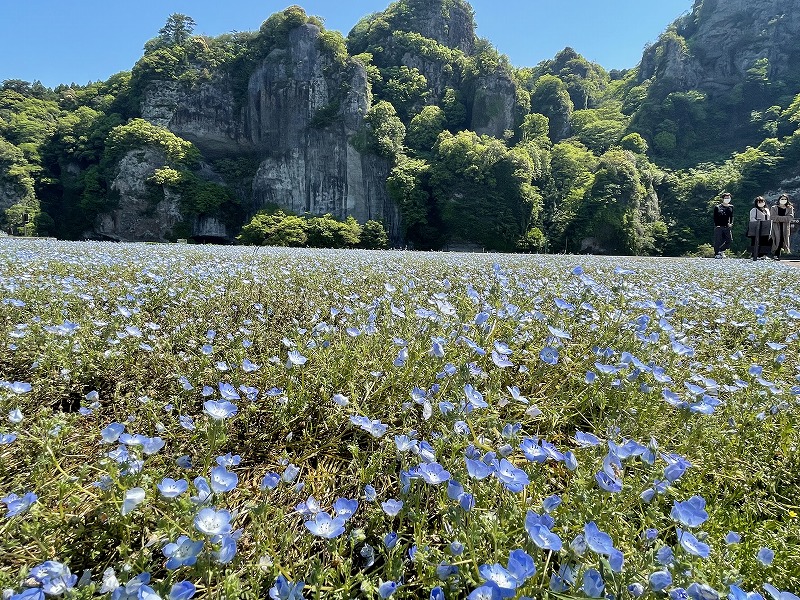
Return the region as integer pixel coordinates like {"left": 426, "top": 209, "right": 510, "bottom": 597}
{"left": 713, "top": 204, "right": 733, "bottom": 227}
{"left": 770, "top": 204, "right": 795, "bottom": 253}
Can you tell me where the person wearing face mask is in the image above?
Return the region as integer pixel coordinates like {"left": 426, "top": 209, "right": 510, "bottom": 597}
{"left": 770, "top": 194, "right": 795, "bottom": 260}
{"left": 748, "top": 196, "right": 772, "bottom": 260}
{"left": 713, "top": 192, "right": 734, "bottom": 259}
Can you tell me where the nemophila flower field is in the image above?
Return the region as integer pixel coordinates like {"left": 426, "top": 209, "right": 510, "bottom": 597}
{"left": 1, "top": 240, "right": 799, "bottom": 600}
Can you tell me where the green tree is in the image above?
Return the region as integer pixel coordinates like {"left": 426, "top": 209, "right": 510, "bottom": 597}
{"left": 158, "top": 14, "right": 197, "bottom": 47}
{"left": 360, "top": 220, "right": 389, "bottom": 249}
{"left": 529, "top": 75, "right": 574, "bottom": 141}
{"left": 359, "top": 101, "right": 406, "bottom": 158}
{"left": 406, "top": 105, "right": 446, "bottom": 151}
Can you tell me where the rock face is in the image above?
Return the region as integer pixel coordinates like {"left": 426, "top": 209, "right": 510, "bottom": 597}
{"left": 98, "top": 149, "right": 182, "bottom": 242}
{"left": 639, "top": 0, "right": 800, "bottom": 94}
{"left": 246, "top": 25, "right": 398, "bottom": 232}
{"left": 131, "top": 23, "right": 398, "bottom": 243}
{"left": 470, "top": 73, "right": 519, "bottom": 138}
{"left": 401, "top": 0, "right": 476, "bottom": 55}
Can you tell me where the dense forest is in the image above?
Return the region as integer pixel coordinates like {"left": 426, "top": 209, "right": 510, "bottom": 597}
{"left": 2, "top": 0, "right": 800, "bottom": 255}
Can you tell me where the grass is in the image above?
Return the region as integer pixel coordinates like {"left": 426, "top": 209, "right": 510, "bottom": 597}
{"left": 0, "top": 240, "right": 798, "bottom": 599}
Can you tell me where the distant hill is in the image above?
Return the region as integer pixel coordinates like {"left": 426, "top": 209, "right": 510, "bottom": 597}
{"left": 1, "top": 0, "right": 799, "bottom": 255}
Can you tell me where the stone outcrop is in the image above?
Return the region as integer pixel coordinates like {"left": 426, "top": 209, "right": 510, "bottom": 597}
{"left": 639, "top": 0, "right": 800, "bottom": 94}
{"left": 128, "top": 23, "right": 399, "bottom": 243}
{"left": 98, "top": 149, "right": 182, "bottom": 242}
{"left": 470, "top": 72, "right": 519, "bottom": 138}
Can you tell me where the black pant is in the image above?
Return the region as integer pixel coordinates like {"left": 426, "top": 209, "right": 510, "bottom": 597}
{"left": 714, "top": 226, "right": 732, "bottom": 254}
{"left": 775, "top": 227, "right": 783, "bottom": 258}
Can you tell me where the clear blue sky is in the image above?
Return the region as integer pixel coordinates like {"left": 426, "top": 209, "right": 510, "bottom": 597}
{"left": 0, "top": 0, "right": 693, "bottom": 88}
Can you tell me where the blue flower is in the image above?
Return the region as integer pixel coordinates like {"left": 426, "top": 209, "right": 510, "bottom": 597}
{"left": 507, "top": 549, "right": 535, "bottom": 581}
{"left": 677, "top": 528, "right": 710, "bottom": 558}
{"left": 686, "top": 582, "right": 720, "bottom": 600}
{"left": 465, "top": 458, "right": 494, "bottom": 480}
{"left": 162, "top": 536, "right": 204, "bottom": 569}
{"left": 378, "top": 581, "right": 398, "bottom": 598}
{"left": 169, "top": 581, "right": 196, "bottom": 600}
{"left": 382, "top": 499, "right": 404, "bottom": 517}
{"left": 100, "top": 423, "right": 125, "bottom": 444}
{"left": 479, "top": 563, "right": 520, "bottom": 597}
{"left": 430, "top": 587, "right": 445, "bottom": 600}
{"left": 158, "top": 478, "right": 188, "bottom": 499}
{"left": 549, "top": 563, "right": 577, "bottom": 592}
{"left": 194, "top": 507, "right": 232, "bottom": 536}
{"left": 304, "top": 511, "right": 346, "bottom": 539}
{"left": 218, "top": 382, "right": 240, "bottom": 401}
{"left": 492, "top": 459, "right": 529, "bottom": 492}
{"left": 525, "top": 511, "right": 562, "bottom": 551}
{"left": 418, "top": 462, "right": 451, "bottom": 485}
{"left": 671, "top": 496, "right": 709, "bottom": 528}
{"left": 121, "top": 488, "right": 145, "bottom": 516}
{"left": 656, "top": 545, "right": 675, "bottom": 566}
{"left": 333, "top": 497, "right": 358, "bottom": 520}
{"left": 209, "top": 466, "right": 239, "bottom": 493}
{"left": 595, "top": 470, "right": 623, "bottom": 493}
{"left": 203, "top": 400, "right": 238, "bottom": 420}
{"left": 213, "top": 534, "right": 238, "bottom": 564}
{"left": 724, "top": 531, "right": 741, "bottom": 544}
{"left": 269, "top": 575, "right": 304, "bottom": 600}
{"left": 539, "top": 347, "right": 559, "bottom": 365}
{"left": 757, "top": 547, "right": 775, "bottom": 566}
{"left": 261, "top": 472, "right": 281, "bottom": 490}
{"left": 467, "top": 583, "right": 503, "bottom": 600}
{"left": 464, "top": 384, "right": 488, "bottom": 410}
{"left": 650, "top": 570, "right": 673, "bottom": 591}
{"left": 763, "top": 583, "right": 800, "bottom": 600}
{"left": 583, "top": 569, "right": 604, "bottom": 598}
{"left": 364, "top": 484, "right": 377, "bottom": 502}
{"left": 383, "top": 532, "right": 399, "bottom": 549}
{"left": 2, "top": 492, "right": 37, "bottom": 518}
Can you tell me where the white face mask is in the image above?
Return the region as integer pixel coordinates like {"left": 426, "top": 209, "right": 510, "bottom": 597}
{"left": 780, "top": 198, "right": 788, "bottom": 206}
{"left": 757, "top": 203, "right": 765, "bottom": 208}
{"left": 723, "top": 198, "right": 731, "bottom": 205}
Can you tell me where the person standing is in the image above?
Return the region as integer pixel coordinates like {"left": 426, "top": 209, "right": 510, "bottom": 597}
{"left": 770, "top": 194, "right": 795, "bottom": 260}
{"left": 713, "top": 192, "right": 734, "bottom": 258}
{"left": 748, "top": 196, "right": 772, "bottom": 260}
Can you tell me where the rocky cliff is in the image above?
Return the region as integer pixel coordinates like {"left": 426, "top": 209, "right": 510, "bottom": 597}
{"left": 100, "top": 22, "right": 399, "bottom": 243}
{"left": 639, "top": 0, "right": 800, "bottom": 94}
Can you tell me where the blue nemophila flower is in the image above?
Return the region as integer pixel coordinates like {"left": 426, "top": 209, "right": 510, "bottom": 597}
{"left": 725, "top": 531, "right": 741, "bottom": 544}
{"left": 158, "top": 478, "right": 189, "bottom": 499}
{"left": 676, "top": 528, "right": 710, "bottom": 558}
{"left": 350, "top": 415, "right": 388, "bottom": 437}
{"left": 492, "top": 458, "right": 529, "bottom": 492}
{"left": 2, "top": 492, "right": 37, "bottom": 518}
{"left": 382, "top": 499, "right": 403, "bottom": 516}
{"left": 269, "top": 574, "right": 304, "bottom": 600}
{"left": 550, "top": 563, "right": 578, "bottom": 592}
{"left": 430, "top": 586, "right": 445, "bottom": 600}
{"left": 507, "top": 549, "right": 535, "bottom": 581}
{"left": 574, "top": 431, "right": 602, "bottom": 447}
{"left": 305, "top": 511, "right": 346, "bottom": 538}
{"left": 584, "top": 521, "right": 624, "bottom": 571}
{"left": 100, "top": 422, "right": 125, "bottom": 444}
{"left": 9, "top": 381, "right": 32, "bottom": 394}
{"left": 194, "top": 507, "right": 232, "bottom": 536}
{"left": 671, "top": 496, "right": 709, "bottom": 528}
{"left": 686, "top": 582, "right": 720, "bottom": 600}
{"left": 286, "top": 350, "right": 307, "bottom": 368}
{"left": 210, "top": 465, "right": 238, "bottom": 493}
{"left": 179, "top": 415, "right": 195, "bottom": 431}
{"left": 465, "top": 457, "right": 493, "bottom": 480}
{"left": 419, "top": 462, "right": 451, "bottom": 485}
{"left": 525, "top": 511, "right": 562, "bottom": 551}
{"left": 201, "top": 386, "right": 214, "bottom": 397}
{"left": 650, "top": 570, "right": 673, "bottom": 591}
{"left": 383, "top": 532, "right": 399, "bottom": 549}
{"left": 663, "top": 453, "right": 692, "bottom": 482}
{"left": 121, "top": 488, "right": 145, "bottom": 516}
{"left": 464, "top": 384, "right": 488, "bottom": 410}
{"left": 213, "top": 534, "right": 238, "bottom": 564}
{"left": 260, "top": 472, "right": 281, "bottom": 490}
{"left": 364, "top": 484, "right": 377, "bottom": 502}
{"left": 191, "top": 477, "right": 212, "bottom": 504}
{"left": 169, "top": 581, "right": 196, "bottom": 600}
{"left": 218, "top": 382, "right": 240, "bottom": 401}
{"left": 628, "top": 583, "right": 645, "bottom": 598}
{"left": 595, "top": 470, "right": 623, "bottom": 493}
{"left": 479, "top": 563, "right": 520, "bottom": 597}
{"left": 8, "top": 407, "right": 23, "bottom": 423}
{"left": 763, "top": 583, "right": 800, "bottom": 600}
{"left": 468, "top": 582, "right": 503, "bottom": 600}
{"left": 378, "top": 581, "right": 398, "bottom": 598}
{"left": 10, "top": 588, "right": 45, "bottom": 599}
{"left": 242, "top": 359, "right": 261, "bottom": 372}
{"left": 216, "top": 453, "right": 241, "bottom": 467}
{"left": 0, "top": 433, "right": 17, "bottom": 444}
{"left": 333, "top": 497, "right": 358, "bottom": 520}
{"left": 656, "top": 545, "right": 675, "bottom": 566}
{"left": 757, "top": 547, "right": 775, "bottom": 566}
{"left": 542, "top": 495, "right": 561, "bottom": 513}
{"left": 203, "top": 400, "right": 238, "bottom": 420}
{"left": 27, "top": 560, "right": 77, "bottom": 596}
{"left": 583, "top": 569, "right": 605, "bottom": 598}
{"left": 162, "top": 535, "right": 204, "bottom": 569}
{"left": 539, "top": 346, "right": 559, "bottom": 365}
